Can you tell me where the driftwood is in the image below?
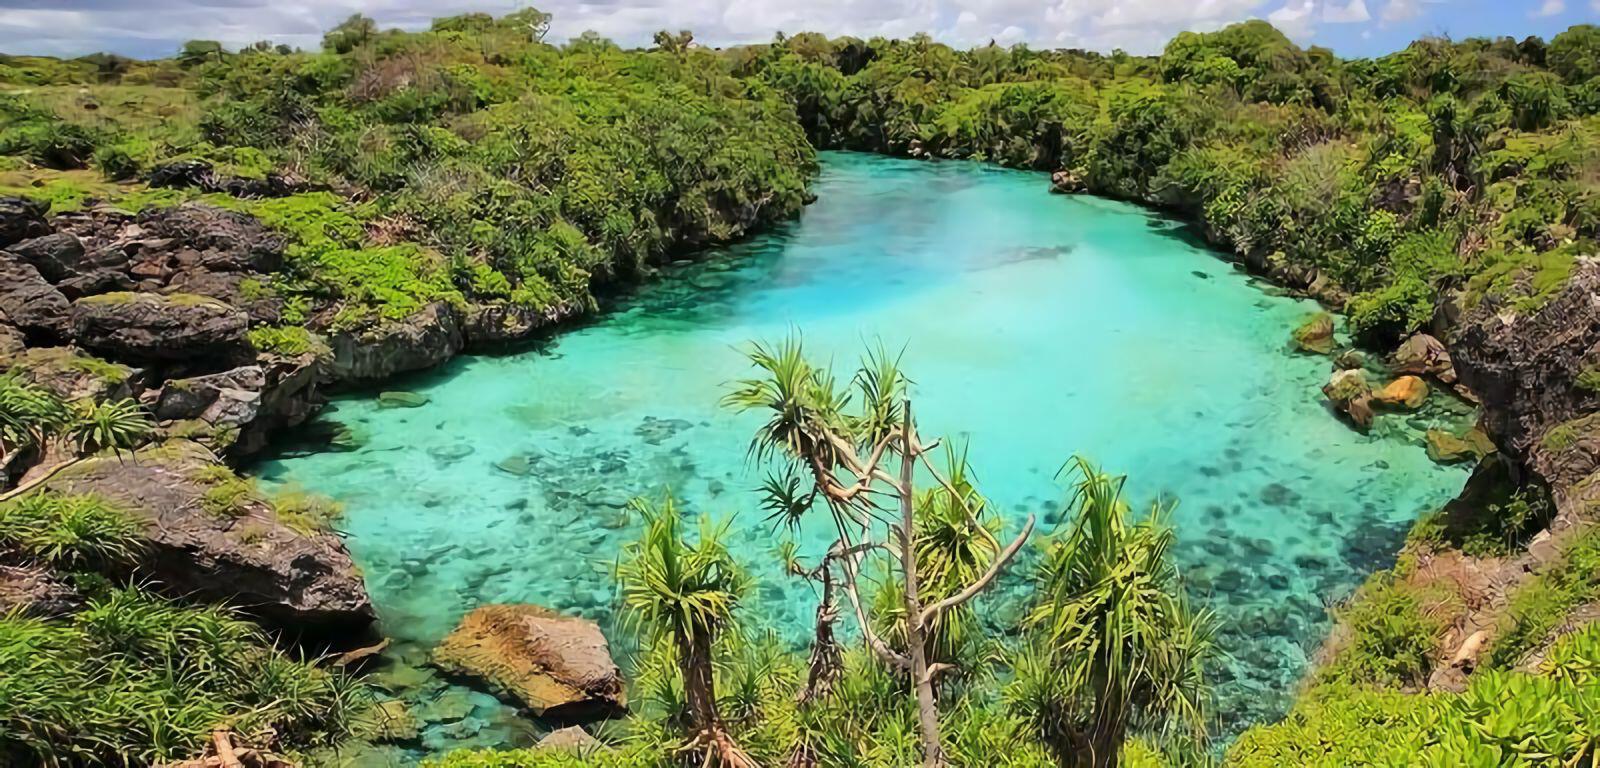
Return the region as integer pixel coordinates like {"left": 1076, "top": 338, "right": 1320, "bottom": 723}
{"left": 157, "top": 730, "right": 297, "bottom": 768}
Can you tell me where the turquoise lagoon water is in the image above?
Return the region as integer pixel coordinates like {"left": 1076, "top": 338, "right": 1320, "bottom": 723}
{"left": 258, "top": 152, "right": 1471, "bottom": 756}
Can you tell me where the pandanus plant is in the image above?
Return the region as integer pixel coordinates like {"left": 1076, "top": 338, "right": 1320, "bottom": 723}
{"left": 725, "top": 338, "right": 1033, "bottom": 768}
{"left": 1016, "top": 458, "right": 1215, "bottom": 768}
{"left": 618, "top": 495, "right": 755, "bottom": 767}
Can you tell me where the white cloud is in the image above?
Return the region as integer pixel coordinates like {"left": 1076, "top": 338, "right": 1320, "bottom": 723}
{"left": 1531, "top": 0, "right": 1564, "bottom": 15}
{"left": 0, "top": 0, "right": 1442, "bottom": 59}
{"left": 1268, "top": 0, "right": 1368, "bottom": 36}
{"left": 1381, "top": 0, "right": 1423, "bottom": 23}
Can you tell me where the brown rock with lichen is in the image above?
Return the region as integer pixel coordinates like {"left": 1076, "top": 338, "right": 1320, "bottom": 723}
{"left": 433, "top": 604, "right": 625, "bottom": 720}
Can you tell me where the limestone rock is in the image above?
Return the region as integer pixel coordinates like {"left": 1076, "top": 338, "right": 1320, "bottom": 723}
{"left": 5, "top": 346, "right": 139, "bottom": 402}
{"left": 1374, "top": 375, "right": 1429, "bottom": 410}
{"left": 0, "top": 564, "right": 79, "bottom": 617}
{"left": 328, "top": 302, "right": 462, "bottom": 383}
{"left": 148, "top": 365, "right": 266, "bottom": 441}
{"left": 0, "top": 254, "right": 71, "bottom": 341}
{"left": 71, "top": 292, "right": 249, "bottom": 362}
{"left": 43, "top": 440, "right": 374, "bottom": 628}
{"left": 0, "top": 320, "right": 25, "bottom": 360}
{"left": 149, "top": 160, "right": 311, "bottom": 200}
{"left": 0, "top": 196, "right": 49, "bottom": 247}
{"left": 1291, "top": 312, "right": 1336, "bottom": 355}
{"left": 1392, "top": 333, "right": 1456, "bottom": 383}
{"left": 1049, "top": 170, "right": 1085, "bottom": 194}
{"left": 462, "top": 300, "right": 582, "bottom": 347}
{"left": 7, "top": 232, "right": 91, "bottom": 282}
{"left": 164, "top": 269, "right": 282, "bottom": 324}
{"left": 1323, "top": 369, "right": 1375, "bottom": 429}
{"left": 134, "top": 203, "right": 285, "bottom": 273}
{"left": 1451, "top": 260, "right": 1600, "bottom": 523}
{"left": 537, "top": 726, "right": 601, "bottom": 752}
{"left": 433, "top": 604, "right": 625, "bottom": 720}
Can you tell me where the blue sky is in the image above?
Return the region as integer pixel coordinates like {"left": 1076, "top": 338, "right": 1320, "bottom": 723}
{"left": 0, "top": 0, "right": 1592, "bottom": 60}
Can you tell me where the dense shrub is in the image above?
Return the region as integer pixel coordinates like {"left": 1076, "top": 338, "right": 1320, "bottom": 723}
{"left": 0, "top": 589, "right": 370, "bottom": 765}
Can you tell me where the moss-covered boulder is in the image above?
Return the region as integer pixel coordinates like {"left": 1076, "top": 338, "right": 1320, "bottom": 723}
{"left": 1291, "top": 312, "right": 1336, "bottom": 355}
{"left": 1323, "top": 369, "right": 1375, "bottom": 429}
{"left": 327, "top": 302, "right": 462, "bottom": 383}
{"left": 4, "top": 346, "right": 139, "bottom": 402}
{"left": 433, "top": 604, "right": 625, "bottom": 720}
{"left": 70, "top": 292, "right": 249, "bottom": 362}
{"left": 42, "top": 440, "right": 373, "bottom": 629}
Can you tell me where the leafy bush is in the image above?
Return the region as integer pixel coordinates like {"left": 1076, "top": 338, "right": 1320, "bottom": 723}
{"left": 1487, "top": 527, "right": 1600, "bottom": 668}
{"left": 1317, "top": 569, "right": 1449, "bottom": 688}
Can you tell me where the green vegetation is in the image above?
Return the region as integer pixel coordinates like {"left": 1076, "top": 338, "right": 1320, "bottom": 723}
{"left": 1020, "top": 458, "right": 1214, "bottom": 767}
{"left": 741, "top": 23, "right": 1600, "bottom": 341}
{"left": 2, "top": 14, "right": 816, "bottom": 337}
{"left": 0, "top": 372, "right": 152, "bottom": 483}
{"left": 1486, "top": 527, "right": 1600, "bottom": 668}
{"left": 0, "top": 493, "right": 142, "bottom": 569}
{"left": 1230, "top": 526, "right": 1600, "bottom": 764}
{"left": 0, "top": 588, "right": 370, "bottom": 766}
{"left": 419, "top": 341, "right": 1202, "bottom": 768}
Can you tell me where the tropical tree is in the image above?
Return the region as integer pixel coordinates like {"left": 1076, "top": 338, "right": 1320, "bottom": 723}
{"left": 618, "top": 495, "right": 754, "bottom": 767}
{"left": 725, "top": 338, "right": 1034, "bottom": 767}
{"left": 1016, "top": 457, "right": 1215, "bottom": 768}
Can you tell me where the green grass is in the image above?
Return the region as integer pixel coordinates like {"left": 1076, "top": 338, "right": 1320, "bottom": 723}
{"left": 0, "top": 493, "right": 143, "bottom": 570}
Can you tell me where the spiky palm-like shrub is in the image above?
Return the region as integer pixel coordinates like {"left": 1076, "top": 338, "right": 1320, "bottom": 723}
{"left": 67, "top": 398, "right": 152, "bottom": 455}
{"left": 1017, "top": 457, "right": 1215, "bottom": 768}
{"left": 0, "top": 588, "right": 370, "bottom": 766}
{"left": 617, "top": 495, "right": 753, "bottom": 767}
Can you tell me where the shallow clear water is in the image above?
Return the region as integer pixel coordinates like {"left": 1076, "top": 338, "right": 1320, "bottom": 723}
{"left": 259, "top": 152, "right": 1470, "bottom": 757}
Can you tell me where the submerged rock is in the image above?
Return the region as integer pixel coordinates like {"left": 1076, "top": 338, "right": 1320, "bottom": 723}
{"left": 433, "top": 604, "right": 626, "bottom": 720}
{"left": 42, "top": 440, "right": 374, "bottom": 629}
{"left": 1323, "top": 369, "right": 1375, "bottom": 429}
{"left": 377, "top": 391, "right": 430, "bottom": 409}
{"left": 1425, "top": 429, "right": 1490, "bottom": 464}
{"left": 1374, "top": 375, "right": 1429, "bottom": 410}
{"left": 1290, "top": 312, "right": 1336, "bottom": 355}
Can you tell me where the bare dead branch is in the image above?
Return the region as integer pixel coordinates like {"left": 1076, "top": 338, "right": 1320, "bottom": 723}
{"left": 920, "top": 513, "right": 1036, "bottom": 626}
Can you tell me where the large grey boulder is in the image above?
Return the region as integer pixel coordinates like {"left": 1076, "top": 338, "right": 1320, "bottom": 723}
{"left": 0, "top": 254, "right": 71, "bottom": 341}
{"left": 328, "top": 302, "right": 462, "bottom": 383}
{"left": 43, "top": 440, "right": 374, "bottom": 628}
{"left": 0, "top": 196, "right": 49, "bottom": 248}
{"left": 71, "top": 292, "right": 249, "bottom": 362}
